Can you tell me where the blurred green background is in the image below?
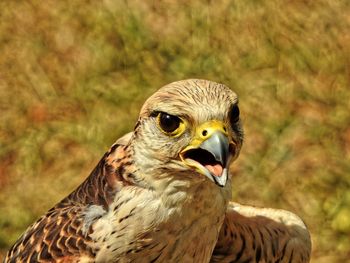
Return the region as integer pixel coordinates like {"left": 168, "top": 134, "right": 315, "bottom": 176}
{"left": 0, "top": 0, "right": 349, "bottom": 262}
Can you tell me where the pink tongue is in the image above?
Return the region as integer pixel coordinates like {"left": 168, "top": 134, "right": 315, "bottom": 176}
{"left": 205, "top": 164, "right": 223, "bottom": 177}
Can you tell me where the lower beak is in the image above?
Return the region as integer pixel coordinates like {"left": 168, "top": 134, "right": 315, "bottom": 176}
{"left": 198, "top": 132, "right": 229, "bottom": 186}
{"left": 180, "top": 121, "right": 232, "bottom": 187}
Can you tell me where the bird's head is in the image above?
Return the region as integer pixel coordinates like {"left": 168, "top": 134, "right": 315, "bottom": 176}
{"left": 130, "top": 79, "right": 243, "bottom": 189}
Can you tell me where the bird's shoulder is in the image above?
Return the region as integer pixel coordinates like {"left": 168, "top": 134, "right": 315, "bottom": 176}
{"left": 4, "top": 205, "right": 95, "bottom": 262}
{"left": 212, "top": 202, "right": 311, "bottom": 263}
{"left": 4, "top": 133, "right": 137, "bottom": 262}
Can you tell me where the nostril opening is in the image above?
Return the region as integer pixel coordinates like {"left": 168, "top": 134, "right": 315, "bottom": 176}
{"left": 202, "top": 130, "right": 208, "bottom": 136}
{"left": 223, "top": 127, "right": 227, "bottom": 132}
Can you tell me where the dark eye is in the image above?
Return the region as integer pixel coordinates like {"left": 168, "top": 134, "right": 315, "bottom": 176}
{"left": 158, "top": 112, "right": 181, "bottom": 133}
{"left": 229, "top": 104, "right": 240, "bottom": 125}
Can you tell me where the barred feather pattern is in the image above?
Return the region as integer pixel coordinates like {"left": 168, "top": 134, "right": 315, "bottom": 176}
{"left": 3, "top": 142, "right": 135, "bottom": 263}
{"left": 211, "top": 202, "right": 311, "bottom": 263}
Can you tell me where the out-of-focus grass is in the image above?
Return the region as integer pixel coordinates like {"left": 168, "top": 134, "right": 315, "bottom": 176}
{"left": 0, "top": 0, "right": 349, "bottom": 261}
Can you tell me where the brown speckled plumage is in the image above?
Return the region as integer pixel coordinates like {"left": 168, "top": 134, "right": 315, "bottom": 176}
{"left": 4, "top": 79, "right": 311, "bottom": 263}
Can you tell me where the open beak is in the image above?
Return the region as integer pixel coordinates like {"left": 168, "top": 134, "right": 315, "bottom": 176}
{"left": 180, "top": 120, "right": 232, "bottom": 187}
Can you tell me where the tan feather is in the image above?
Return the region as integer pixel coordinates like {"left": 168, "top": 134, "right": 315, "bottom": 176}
{"left": 212, "top": 202, "right": 311, "bottom": 263}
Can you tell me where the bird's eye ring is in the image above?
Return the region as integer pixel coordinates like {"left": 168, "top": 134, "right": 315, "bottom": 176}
{"left": 156, "top": 112, "right": 184, "bottom": 136}
{"left": 229, "top": 104, "right": 240, "bottom": 126}
{"left": 158, "top": 112, "right": 180, "bottom": 133}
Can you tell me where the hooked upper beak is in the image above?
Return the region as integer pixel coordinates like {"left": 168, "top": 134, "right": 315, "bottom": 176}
{"left": 180, "top": 120, "right": 233, "bottom": 187}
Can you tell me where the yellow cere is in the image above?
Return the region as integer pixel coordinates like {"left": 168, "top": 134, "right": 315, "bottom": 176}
{"left": 184, "top": 120, "right": 228, "bottom": 150}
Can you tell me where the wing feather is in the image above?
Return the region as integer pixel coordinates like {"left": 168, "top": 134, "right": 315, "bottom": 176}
{"left": 211, "top": 202, "right": 311, "bottom": 263}
{"left": 4, "top": 137, "right": 134, "bottom": 262}
{"left": 4, "top": 206, "right": 94, "bottom": 262}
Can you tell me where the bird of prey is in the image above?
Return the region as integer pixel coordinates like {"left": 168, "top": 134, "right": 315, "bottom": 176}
{"left": 4, "top": 79, "right": 311, "bottom": 263}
